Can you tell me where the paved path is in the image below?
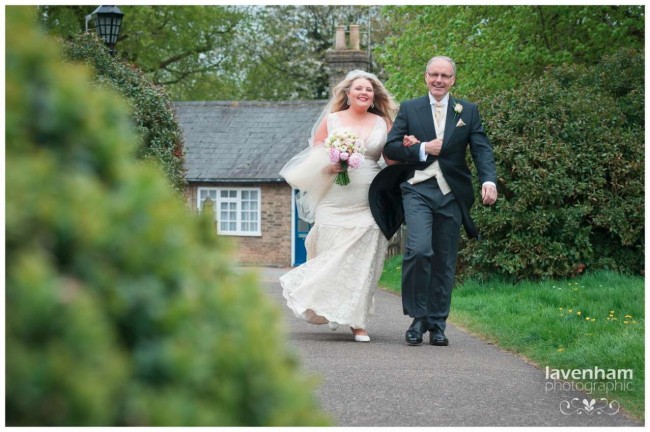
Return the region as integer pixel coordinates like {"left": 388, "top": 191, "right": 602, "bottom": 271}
{"left": 253, "top": 267, "right": 642, "bottom": 427}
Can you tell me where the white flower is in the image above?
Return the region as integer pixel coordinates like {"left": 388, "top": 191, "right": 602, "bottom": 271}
{"left": 453, "top": 103, "right": 463, "bottom": 120}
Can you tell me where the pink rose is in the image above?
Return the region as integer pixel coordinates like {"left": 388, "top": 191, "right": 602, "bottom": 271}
{"left": 339, "top": 152, "right": 349, "bottom": 161}
{"left": 348, "top": 153, "right": 362, "bottom": 168}
{"left": 329, "top": 148, "right": 341, "bottom": 163}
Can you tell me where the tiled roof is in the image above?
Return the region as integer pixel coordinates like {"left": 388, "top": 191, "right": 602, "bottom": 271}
{"left": 174, "top": 100, "right": 326, "bottom": 183}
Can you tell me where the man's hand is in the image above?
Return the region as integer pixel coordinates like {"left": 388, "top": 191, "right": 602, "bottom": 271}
{"left": 482, "top": 183, "right": 498, "bottom": 205}
{"left": 424, "top": 139, "right": 443, "bottom": 156}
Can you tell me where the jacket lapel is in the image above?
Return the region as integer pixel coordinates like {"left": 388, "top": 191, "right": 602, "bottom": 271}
{"left": 442, "top": 96, "right": 458, "bottom": 150}
{"left": 416, "top": 96, "right": 437, "bottom": 140}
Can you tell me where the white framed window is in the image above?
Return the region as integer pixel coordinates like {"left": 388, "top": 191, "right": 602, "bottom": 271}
{"left": 197, "top": 187, "right": 261, "bottom": 236}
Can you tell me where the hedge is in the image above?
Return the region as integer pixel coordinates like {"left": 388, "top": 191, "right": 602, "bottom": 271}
{"left": 6, "top": 7, "right": 329, "bottom": 426}
{"left": 62, "top": 30, "right": 187, "bottom": 194}
{"left": 460, "top": 48, "right": 644, "bottom": 281}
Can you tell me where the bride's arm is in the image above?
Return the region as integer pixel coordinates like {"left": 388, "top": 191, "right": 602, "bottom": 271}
{"left": 312, "top": 117, "right": 328, "bottom": 147}
{"left": 312, "top": 117, "right": 341, "bottom": 174}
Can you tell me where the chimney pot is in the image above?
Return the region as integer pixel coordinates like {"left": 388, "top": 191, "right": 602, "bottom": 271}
{"left": 349, "top": 25, "right": 360, "bottom": 51}
{"left": 335, "top": 25, "right": 346, "bottom": 50}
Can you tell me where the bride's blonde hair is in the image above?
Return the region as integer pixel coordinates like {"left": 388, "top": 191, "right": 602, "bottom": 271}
{"left": 330, "top": 70, "right": 398, "bottom": 122}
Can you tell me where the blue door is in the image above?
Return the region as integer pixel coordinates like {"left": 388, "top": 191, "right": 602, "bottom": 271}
{"left": 293, "top": 190, "right": 311, "bottom": 266}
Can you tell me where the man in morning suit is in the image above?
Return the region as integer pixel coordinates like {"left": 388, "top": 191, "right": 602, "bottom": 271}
{"left": 369, "top": 56, "right": 498, "bottom": 346}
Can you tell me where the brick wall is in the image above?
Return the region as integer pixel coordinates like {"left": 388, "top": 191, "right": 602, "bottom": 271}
{"left": 186, "top": 181, "right": 293, "bottom": 267}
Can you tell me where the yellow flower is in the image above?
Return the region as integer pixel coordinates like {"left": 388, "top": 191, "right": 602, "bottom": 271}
{"left": 625, "top": 314, "right": 633, "bottom": 319}
{"left": 576, "top": 311, "right": 582, "bottom": 316}
{"left": 585, "top": 317, "right": 591, "bottom": 321}
{"left": 557, "top": 347, "right": 565, "bottom": 352}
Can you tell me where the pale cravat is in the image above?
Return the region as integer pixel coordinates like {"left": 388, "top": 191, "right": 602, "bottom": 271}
{"left": 434, "top": 102, "right": 445, "bottom": 127}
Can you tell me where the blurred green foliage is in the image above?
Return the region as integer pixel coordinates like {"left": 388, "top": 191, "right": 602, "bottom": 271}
{"left": 458, "top": 48, "right": 644, "bottom": 281}
{"left": 61, "top": 31, "right": 187, "bottom": 194}
{"left": 6, "top": 6, "right": 329, "bottom": 426}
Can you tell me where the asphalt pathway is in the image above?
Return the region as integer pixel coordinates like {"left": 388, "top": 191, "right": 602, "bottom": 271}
{"left": 253, "top": 267, "right": 642, "bottom": 427}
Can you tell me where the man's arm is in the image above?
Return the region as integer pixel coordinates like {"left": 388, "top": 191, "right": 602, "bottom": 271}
{"left": 383, "top": 102, "right": 423, "bottom": 163}
{"left": 467, "top": 103, "right": 498, "bottom": 205}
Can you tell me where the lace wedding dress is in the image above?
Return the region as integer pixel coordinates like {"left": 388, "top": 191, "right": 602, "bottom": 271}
{"left": 280, "top": 112, "right": 389, "bottom": 330}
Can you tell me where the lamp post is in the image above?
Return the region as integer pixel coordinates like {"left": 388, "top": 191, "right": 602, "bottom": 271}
{"left": 85, "top": 5, "right": 124, "bottom": 55}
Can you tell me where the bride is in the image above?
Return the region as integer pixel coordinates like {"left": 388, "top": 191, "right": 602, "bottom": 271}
{"left": 279, "top": 70, "right": 398, "bottom": 342}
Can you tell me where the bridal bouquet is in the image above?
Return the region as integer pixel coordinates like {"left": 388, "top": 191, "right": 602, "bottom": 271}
{"left": 323, "top": 130, "right": 365, "bottom": 186}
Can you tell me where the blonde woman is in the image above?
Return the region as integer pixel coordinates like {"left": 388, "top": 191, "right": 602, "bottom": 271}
{"left": 280, "top": 70, "right": 398, "bottom": 342}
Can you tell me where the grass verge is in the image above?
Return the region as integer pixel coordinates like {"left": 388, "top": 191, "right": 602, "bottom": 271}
{"left": 379, "top": 255, "right": 644, "bottom": 421}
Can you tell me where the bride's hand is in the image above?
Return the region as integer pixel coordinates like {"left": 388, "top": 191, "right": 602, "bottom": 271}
{"left": 402, "top": 135, "right": 420, "bottom": 147}
{"left": 322, "top": 163, "right": 342, "bottom": 174}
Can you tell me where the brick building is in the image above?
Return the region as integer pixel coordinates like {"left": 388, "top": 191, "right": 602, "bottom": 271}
{"left": 176, "top": 100, "right": 324, "bottom": 267}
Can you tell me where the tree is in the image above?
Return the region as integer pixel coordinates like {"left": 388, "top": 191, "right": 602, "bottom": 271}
{"left": 39, "top": 5, "right": 247, "bottom": 100}
{"left": 38, "top": 5, "right": 390, "bottom": 101}
{"left": 377, "top": 5, "right": 644, "bottom": 100}
{"left": 234, "top": 5, "right": 383, "bottom": 100}
{"left": 117, "top": 6, "right": 246, "bottom": 100}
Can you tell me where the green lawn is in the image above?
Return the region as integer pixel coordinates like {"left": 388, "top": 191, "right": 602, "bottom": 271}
{"left": 380, "top": 255, "right": 645, "bottom": 421}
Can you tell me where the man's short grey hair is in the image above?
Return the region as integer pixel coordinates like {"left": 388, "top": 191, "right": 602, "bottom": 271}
{"left": 426, "top": 56, "right": 457, "bottom": 76}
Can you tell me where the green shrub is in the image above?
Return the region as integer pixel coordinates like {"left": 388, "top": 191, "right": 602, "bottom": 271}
{"left": 460, "top": 48, "right": 644, "bottom": 281}
{"left": 6, "top": 7, "right": 329, "bottom": 426}
{"left": 61, "top": 30, "right": 187, "bottom": 194}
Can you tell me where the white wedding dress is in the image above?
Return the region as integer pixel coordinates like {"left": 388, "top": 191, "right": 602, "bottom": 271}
{"left": 280, "top": 112, "right": 389, "bottom": 330}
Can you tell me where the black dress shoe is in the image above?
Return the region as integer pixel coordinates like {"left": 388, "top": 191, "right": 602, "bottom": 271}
{"left": 405, "top": 317, "right": 427, "bottom": 345}
{"left": 429, "top": 329, "right": 449, "bottom": 346}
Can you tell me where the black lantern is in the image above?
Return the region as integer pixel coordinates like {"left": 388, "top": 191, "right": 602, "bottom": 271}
{"left": 86, "top": 5, "right": 124, "bottom": 54}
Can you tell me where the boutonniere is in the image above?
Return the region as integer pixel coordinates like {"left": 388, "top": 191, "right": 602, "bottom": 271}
{"left": 453, "top": 103, "right": 463, "bottom": 120}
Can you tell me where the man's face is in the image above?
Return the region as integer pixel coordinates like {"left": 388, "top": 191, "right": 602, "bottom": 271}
{"left": 424, "top": 59, "right": 455, "bottom": 100}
